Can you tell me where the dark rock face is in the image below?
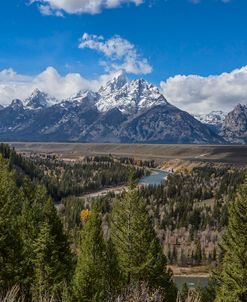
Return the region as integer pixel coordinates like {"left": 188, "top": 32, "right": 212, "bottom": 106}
{"left": 0, "top": 77, "right": 225, "bottom": 144}
{"left": 220, "top": 104, "right": 247, "bottom": 144}
{"left": 120, "top": 106, "right": 223, "bottom": 144}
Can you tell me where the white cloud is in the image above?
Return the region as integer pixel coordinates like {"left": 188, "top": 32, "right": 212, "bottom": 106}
{"left": 160, "top": 66, "right": 247, "bottom": 114}
{"left": 2, "top": 65, "right": 246, "bottom": 114}
{"left": 79, "top": 33, "right": 152, "bottom": 74}
{"left": 0, "top": 66, "right": 119, "bottom": 106}
{"left": 190, "top": 0, "right": 231, "bottom": 3}
{"left": 31, "top": 0, "right": 143, "bottom": 15}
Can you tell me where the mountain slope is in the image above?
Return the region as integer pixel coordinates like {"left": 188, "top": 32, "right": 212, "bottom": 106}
{"left": 96, "top": 75, "right": 168, "bottom": 114}
{"left": 121, "top": 105, "right": 222, "bottom": 144}
{"left": 193, "top": 110, "right": 227, "bottom": 135}
{"left": 194, "top": 111, "right": 226, "bottom": 126}
{"left": 220, "top": 104, "right": 247, "bottom": 144}
{"left": 25, "top": 89, "right": 59, "bottom": 109}
{"left": 0, "top": 75, "right": 224, "bottom": 144}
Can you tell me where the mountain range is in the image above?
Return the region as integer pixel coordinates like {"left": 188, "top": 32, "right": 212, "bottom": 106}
{"left": 0, "top": 74, "right": 245, "bottom": 144}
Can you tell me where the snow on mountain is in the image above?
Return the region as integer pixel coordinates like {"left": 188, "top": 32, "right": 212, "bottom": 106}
{"left": 24, "top": 89, "right": 59, "bottom": 109}
{"left": 99, "top": 72, "right": 128, "bottom": 95}
{"left": 21, "top": 74, "right": 169, "bottom": 114}
{"left": 67, "top": 90, "right": 99, "bottom": 104}
{"left": 193, "top": 111, "right": 226, "bottom": 126}
{"left": 0, "top": 75, "right": 225, "bottom": 144}
{"left": 10, "top": 99, "right": 24, "bottom": 109}
{"left": 96, "top": 74, "right": 169, "bottom": 114}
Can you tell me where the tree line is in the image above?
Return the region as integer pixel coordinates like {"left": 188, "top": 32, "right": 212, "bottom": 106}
{"left": 0, "top": 154, "right": 177, "bottom": 301}
{"left": 1, "top": 144, "right": 247, "bottom": 301}
{"left": 0, "top": 143, "right": 147, "bottom": 201}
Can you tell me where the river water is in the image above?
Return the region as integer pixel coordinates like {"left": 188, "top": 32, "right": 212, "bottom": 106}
{"left": 138, "top": 169, "right": 169, "bottom": 186}
{"left": 173, "top": 276, "right": 209, "bottom": 289}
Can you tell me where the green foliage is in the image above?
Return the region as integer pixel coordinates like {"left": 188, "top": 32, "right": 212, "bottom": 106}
{"left": 0, "top": 156, "right": 22, "bottom": 289}
{"left": 0, "top": 153, "right": 73, "bottom": 299}
{"left": 18, "top": 181, "right": 50, "bottom": 293}
{"left": 139, "top": 166, "right": 245, "bottom": 266}
{"left": 0, "top": 143, "right": 147, "bottom": 201}
{"left": 199, "top": 279, "right": 216, "bottom": 302}
{"left": 214, "top": 178, "right": 247, "bottom": 302}
{"left": 111, "top": 186, "right": 177, "bottom": 301}
{"left": 32, "top": 198, "right": 73, "bottom": 299}
{"left": 73, "top": 208, "right": 120, "bottom": 302}
{"left": 3, "top": 141, "right": 247, "bottom": 302}
{"left": 180, "top": 283, "right": 189, "bottom": 302}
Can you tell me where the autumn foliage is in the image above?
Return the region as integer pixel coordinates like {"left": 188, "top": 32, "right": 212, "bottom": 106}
{"left": 80, "top": 209, "right": 91, "bottom": 223}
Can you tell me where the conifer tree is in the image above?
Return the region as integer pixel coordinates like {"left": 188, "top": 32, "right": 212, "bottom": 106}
{"left": 19, "top": 180, "right": 49, "bottom": 293}
{"left": 0, "top": 157, "right": 22, "bottom": 289}
{"left": 215, "top": 179, "right": 247, "bottom": 302}
{"left": 32, "top": 198, "right": 73, "bottom": 299}
{"left": 73, "top": 208, "right": 116, "bottom": 302}
{"left": 194, "top": 240, "right": 202, "bottom": 265}
{"left": 111, "top": 179, "right": 177, "bottom": 301}
{"left": 105, "top": 238, "right": 122, "bottom": 295}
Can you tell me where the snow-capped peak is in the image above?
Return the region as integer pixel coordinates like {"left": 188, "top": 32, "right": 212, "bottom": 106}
{"left": 99, "top": 72, "right": 128, "bottom": 95}
{"left": 96, "top": 77, "right": 169, "bottom": 114}
{"left": 193, "top": 111, "right": 227, "bottom": 126}
{"left": 24, "top": 89, "right": 59, "bottom": 109}
{"left": 68, "top": 89, "right": 99, "bottom": 104}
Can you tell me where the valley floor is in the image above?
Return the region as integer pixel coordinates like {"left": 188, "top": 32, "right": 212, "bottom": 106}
{"left": 8, "top": 142, "right": 247, "bottom": 165}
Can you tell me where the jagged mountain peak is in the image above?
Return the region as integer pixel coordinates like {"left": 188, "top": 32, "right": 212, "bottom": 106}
{"left": 220, "top": 103, "right": 247, "bottom": 144}
{"left": 69, "top": 89, "right": 99, "bottom": 103}
{"left": 25, "top": 89, "right": 58, "bottom": 109}
{"left": 10, "top": 99, "right": 24, "bottom": 109}
{"left": 0, "top": 75, "right": 225, "bottom": 144}
{"left": 96, "top": 76, "right": 169, "bottom": 114}
{"left": 99, "top": 72, "right": 128, "bottom": 95}
{"left": 194, "top": 110, "right": 227, "bottom": 126}
{"left": 235, "top": 103, "right": 246, "bottom": 111}
{"left": 30, "top": 88, "right": 43, "bottom": 97}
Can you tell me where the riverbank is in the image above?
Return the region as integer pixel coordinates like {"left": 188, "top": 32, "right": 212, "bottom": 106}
{"left": 169, "top": 265, "right": 210, "bottom": 278}
{"left": 80, "top": 185, "right": 127, "bottom": 199}
{"left": 169, "top": 265, "right": 210, "bottom": 289}
{"left": 80, "top": 168, "right": 169, "bottom": 199}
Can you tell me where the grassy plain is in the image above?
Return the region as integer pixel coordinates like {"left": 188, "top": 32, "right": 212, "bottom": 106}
{"left": 8, "top": 142, "right": 247, "bottom": 166}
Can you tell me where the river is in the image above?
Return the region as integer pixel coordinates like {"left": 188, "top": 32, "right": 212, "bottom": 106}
{"left": 173, "top": 276, "right": 209, "bottom": 289}
{"left": 138, "top": 169, "right": 169, "bottom": 186}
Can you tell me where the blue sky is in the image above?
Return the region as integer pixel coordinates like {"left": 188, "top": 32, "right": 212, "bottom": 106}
{"left": 1, "top": 0, "right": 247, "bottom": 113}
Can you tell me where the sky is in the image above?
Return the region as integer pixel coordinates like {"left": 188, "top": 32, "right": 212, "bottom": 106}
{"left": 1, "top": 0, "right": 247, "bottom": 113}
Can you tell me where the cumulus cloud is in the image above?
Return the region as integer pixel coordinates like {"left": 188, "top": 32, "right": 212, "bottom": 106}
{"left": 79, "top": 33, "right": 152, "bottom": 74}
{"left": 160, "top": 66, "right": 247, "bottom": 114}
{"left": 30, "top": 0, "right": 143, "bottom": 15}
{"left": 0, "top": 66, "right": 120, "bottom": 106}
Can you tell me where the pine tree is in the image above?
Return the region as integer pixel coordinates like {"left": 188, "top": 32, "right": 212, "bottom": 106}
{"left": 73, "top": 208, "right": 116, "bottom": 302}
{"left": 0, "top": 157, "right": 22, "bottom": 289}
{"left": 19, "top": 180, "right": 49, "bottom": 293}
{"left": 214, "top": 179, "right": 247, "bottom": 302}
{"left": 32, "top": 198, "right": 73, "bottom": 299}
{"left": 180, "top": 283, "right": 189, "bottom": 302}
{"left": 194, "top": 240, "right": 202, "bottom": 265}
{"left": 111, "top": 182, "right": 177, "bottom": 301}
